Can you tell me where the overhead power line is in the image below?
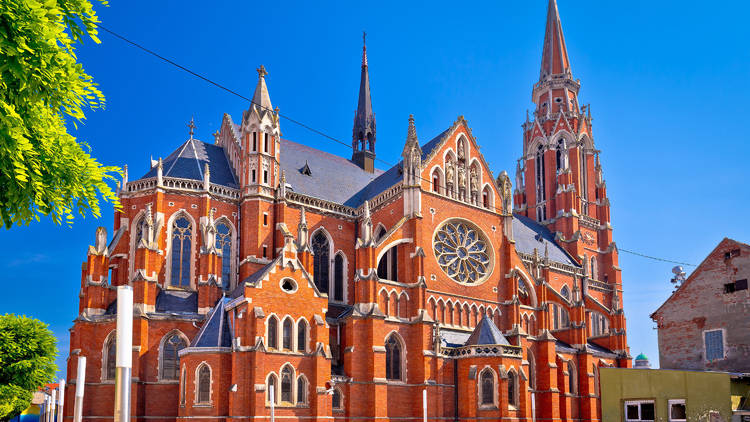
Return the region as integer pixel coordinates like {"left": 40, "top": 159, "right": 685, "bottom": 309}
{"left": 94, "top": 24, "right": 696, "bottom": 269}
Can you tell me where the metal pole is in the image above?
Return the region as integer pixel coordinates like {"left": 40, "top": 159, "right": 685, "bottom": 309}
{"left": 57, "top": 379, "right": 65, "bottom": 422}
{"left": 73, "top": 356, "right": 86, "bottom": 422}
{"left": 50, "top": 389, "right": 57, "bottom": 422}
{"left": 42, "top": 395, "right": 48, "bottom": 422}
{"left": 423, "top": 389, "right": 427, "bottom": 422}
{"left": 268, "top": 383, "right": 276, "bottom": 422}
{"left": 114, "top": 286, "right": 133, "bottom": 422}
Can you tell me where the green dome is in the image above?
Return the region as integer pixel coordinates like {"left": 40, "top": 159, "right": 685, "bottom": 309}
{"left": 635, "top": 353, "right": 648, "bottom": 360}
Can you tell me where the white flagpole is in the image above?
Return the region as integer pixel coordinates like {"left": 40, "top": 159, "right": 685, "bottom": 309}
{"left": 268, "top": 383, "right": 276, "bottom": 422}
{"left": 73, "top": 356, "right": 86, "bottom": 422}
{"left": 50, "top": 389, "right": 57, "bottom": 422}
{"left": 43, "top": 395, "right": 49, "bottom": 422}
{"left": 114, "top": 286, "right": 133, "bottom": 422}
{"left": 57, "top": 379, "right": 65, "bottom": 422}
{"left": 422, "top": 389, "right": 427, "bottom": 422}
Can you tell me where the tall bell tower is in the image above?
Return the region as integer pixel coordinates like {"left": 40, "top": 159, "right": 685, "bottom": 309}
{"left": 514, "top": 1, "right": 626, "bottom": 341}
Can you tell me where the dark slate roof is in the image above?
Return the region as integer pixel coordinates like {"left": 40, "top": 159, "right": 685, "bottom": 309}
{"left": 465, "top": 316, "right": 511, "bottom": 346}
{"left": 103, "top": 288, "right": 198, "bottom": 315}
{"left": 155, "top": 289, "right": 198, "bottom": 314}
{"left": 326, "top": 303, "right": 353, "bottom": 321}
{"left": 587, "top": 341, "right": 619, "bottom": 358}
{"left": 420, "top": 129, "right": 451, "bottom": 161}
{"left": 191, "top": 297, "right": 232, "bottom": 348}
{"left": 140, "top": 138, "right": 238, "bottom": 188}
{"left": 555, "top": 339, "right": 577, "bottom": 354}
{"left": 440, "top": 329, "right": 471, "bottom": 348}
{"left": 513, "top": 214, "right": 579, "bottom": 266}
{"left": 280, "top": 139, "right": 385, "bottom": 207}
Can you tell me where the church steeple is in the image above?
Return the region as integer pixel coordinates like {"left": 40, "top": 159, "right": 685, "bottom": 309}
{"left": 352, "top": 32, "right": 376, "bottom": 173}
{"left": 533, "top": 0, "right": 580, "bottom": 116}
{"left": 539, "top": 0, "right": 572, "bottom": 81}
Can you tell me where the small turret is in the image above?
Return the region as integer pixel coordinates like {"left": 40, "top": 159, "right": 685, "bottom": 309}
{"left": 352, "top": 32, "right": 377, "bottom": 172}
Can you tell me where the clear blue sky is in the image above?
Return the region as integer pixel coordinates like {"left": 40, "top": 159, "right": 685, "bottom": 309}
{"left": 1, "top": 0, "right": 748, "bottom": 377}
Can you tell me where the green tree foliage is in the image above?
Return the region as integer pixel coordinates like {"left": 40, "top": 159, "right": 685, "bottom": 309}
{"left": 0, "top": 0, "right": 119, "bottom": 228}
{"left": 0, "top": 314, "right": 58, "bottom": 421}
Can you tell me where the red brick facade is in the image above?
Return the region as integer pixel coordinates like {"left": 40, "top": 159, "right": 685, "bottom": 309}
{"left": 64, "top": 1, "right": 630, "bottom": 421}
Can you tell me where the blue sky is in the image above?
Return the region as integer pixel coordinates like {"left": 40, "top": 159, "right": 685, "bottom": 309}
{"left": 1, "top": 0, "right": 749, "bottom": 377}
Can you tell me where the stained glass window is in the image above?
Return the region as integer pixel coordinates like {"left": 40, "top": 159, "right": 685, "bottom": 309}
{"left": 385, "top": 335, "right": 402, "bottom": 381}
{"left": 162, "top": 333, "right": 187, "bottom": 380}
{"left": 433, "top": 221, "right": 491, "bottom": 284}
{"left": 312, "top": 231, "right": 330, "bottom": 294}
{"left": 171, "top": 216, "right": 192, "bottom": 287}
{"left": 216, "top": 222, "right": 232, "bottom": 290}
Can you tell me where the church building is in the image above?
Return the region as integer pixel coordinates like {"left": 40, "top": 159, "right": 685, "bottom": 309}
{"left": 64, "top": 1, "right": 631, "bottom": 421}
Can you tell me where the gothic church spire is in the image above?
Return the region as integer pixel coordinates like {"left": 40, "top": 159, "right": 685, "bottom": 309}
{"left": 540, "top": 0, "right": 572, "bottom": 81}
{"left": 352, "top": 32, "right": 376, "bottom": 173}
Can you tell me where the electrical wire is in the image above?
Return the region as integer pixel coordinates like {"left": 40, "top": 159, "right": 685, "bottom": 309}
{"left": 94, "top": 24, "right": 696, "bottom": 268}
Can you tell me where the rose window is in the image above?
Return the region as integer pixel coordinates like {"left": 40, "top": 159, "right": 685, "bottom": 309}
{"left": 433, "top": 220, "right": 492, "bottom": 284}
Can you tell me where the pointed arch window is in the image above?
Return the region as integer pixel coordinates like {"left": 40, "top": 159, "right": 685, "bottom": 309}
{"left": 535, "top": 144, "right": 546, "bottom": 201}
{"left": 215, "top": 222, "right": 232, "bottom": 290}
{"left": 311, "top": 231, "right": 330, "bottom": 294}
{"left": 134, "top": 215, "right": 145, "bottom": 247}
{"left": 332, "top": 387, "right": 343, "bottom": 410}
{"left": 282, "top": 318, "right": 293, "bottom": 350}
{"left": 527, "top": 349, "right": 537, "bottom": 390}
{"left": 556, "top": 138, "right": 567, "bottom": 170}
{"left": 432, "top": 172, "right": 440, "bottom": 193}
{"left": 375, "top": 226, "right": 387, "bottom": 242}
{"left": 568, "top": 361, "right": 577, "bottom": 394}
{"left": 334, "top": 254, "right": 345, "bottom": 302}
{"left": 267, "top": 316, "right": 278, "bottom": 349}
{"left": 377, "top": 246, "right": 398, "bottom": 281}
{"left": 385, "top": 334, "right": 403, "bottom": 381}
{"left": 561, "top": 285, "right": 571, "bottom": 301}
{"left": 170, "top": 216, "right": 193, "bottom": 287}
{"left": 479, "top": 369, "right": 495, "bottom": 406}
{"left": 580, "top": 146, "right": 588, "bottom": 214}
{"left": 196, "top": 364, "right": 211, "bottom": 404}
{"left": 281, "top": 366, "right": 293, "bottom": 403}
{"left": 508, "top": 371, "right": 518, "bottom": 407}
{"left": 161, "top": 332, "right": 187, "bottom": 380}
{"left": 296, "top": 376, "right": 307, "bottom": 405}
{"left": 104, "top": 333, "right": 116, "bottom": 380}
{"left": 267, "top": 374, "right": 277, "bottom": 403}
{"left": 297, "top": 320, "right": 307, "bottom": 352}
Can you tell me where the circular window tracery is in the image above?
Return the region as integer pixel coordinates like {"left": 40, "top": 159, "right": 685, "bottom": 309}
{"left": 433, "top": 220, "right": 492, "bottom": 284}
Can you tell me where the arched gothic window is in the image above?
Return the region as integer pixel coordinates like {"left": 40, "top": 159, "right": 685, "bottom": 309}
{"left": 161, "top": 332, "right": 187, "bottom": 380}
{"left": 561, "top": 285, "right": 571, "bottom": 301}
{"left": 377, "top": 246, "right": 398, "bottom": 281}
{"left": 332, "top": 387, "right": 343, "bottom": 410}
{"left": 297, "top": 320, "right": 307, "bottom": 352}
{"left": 104, "top": 333, "right": 116, "bottom": 380}
{"left": 432, "top": 171, "right": 440, "bottom": 193}
{"left": 480, "top": 369, "right": 495, "bottom": 406}
{"left": 385, "top": 334, "right": 403, "bottom": 381}
{"left": 267, "top": 374, "right": 277, "bottom": 403}
{"left": 590, "top": 311, "right": 609, "bottom": 337}
{"left": 215, "top": 222, "right": 232, "bottom": 290}
{"left": 134, "top": 215, "right": 145, "bottom": 247}
{"left": 375, "top": 226, "right": 387, "bottom": 242}
{"left": 333, "top": 254, "right": 344, "bottom": 302}
{"left": 482, "top": 186, "right": 491, "bottom": 209}
{"left": 567, "top": 361, "right": 577, "bottom": 394}
{"left": 556, "top": 138, "right": 567, "bottom": 170}
{"left": 535, "top": 144, "right": 546, "bottom": 221}
{"left": 267, "top": 316, "right": 278, "bottom": 349}
{"left": 296, "top": 376, "right": 307, "bottom": 405}
{"left": 508, "top": 371, "right": 518, "bottom": 407}
{"left": 196, "top": 364, "right": 211, "bottom": 404}
{"left": 311, "top": 231, "right": 330, "bottom": 294}
{"left": 282, "top": 318, "right": 293, "bottom": 350}
{"left": 580, "top": 147, "right": 588, "bottom": 214}
{"left": 281, "top": 366, "right": 293, "bottom": 403}
{"left": 527, "top": 349, "right": 537, "bottom": 390}
{"left": 170, "top": 216, "right": 193, "bottom": 287}
{"left": 550, "top": 303, "right": 570, "bottom": 330}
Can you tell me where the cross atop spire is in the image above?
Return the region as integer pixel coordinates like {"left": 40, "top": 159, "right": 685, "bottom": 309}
{"left": 251, "top": 64, "right": 273, "bottom": 111}
{"left": 539, "top": 0, "right": 572, "bottom": 81}
{"left": 188, "top": 117, "right": 195, "bottom": 139}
